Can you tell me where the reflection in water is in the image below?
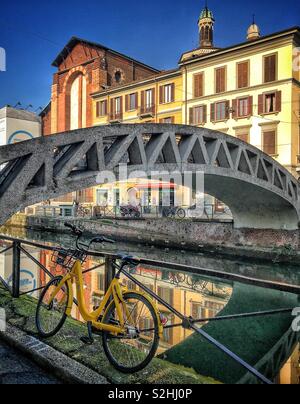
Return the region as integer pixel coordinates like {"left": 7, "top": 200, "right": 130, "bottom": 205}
{"left": 0, "top": 228, "right": 299, "bottom": 384}
{"left": 0, "top": 239, "right": 232, "bottom": 353}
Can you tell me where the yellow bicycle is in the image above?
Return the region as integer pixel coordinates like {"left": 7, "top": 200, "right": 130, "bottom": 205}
{"left": 35, "top": 223, "right": 163, "bottom": 373}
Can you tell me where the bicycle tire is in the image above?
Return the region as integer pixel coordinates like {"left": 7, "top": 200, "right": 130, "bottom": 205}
{"left": 36, "top": 276, "right": 69, "bottom": 338}
{"left": 102, "top": 292, "right": 159, "bottom": 373}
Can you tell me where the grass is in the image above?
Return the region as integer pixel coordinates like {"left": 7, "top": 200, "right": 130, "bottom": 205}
{"left": 0, "top": 286, "right": 219, "bottom": 384}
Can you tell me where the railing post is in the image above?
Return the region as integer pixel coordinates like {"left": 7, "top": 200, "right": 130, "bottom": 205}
{"left": 105, "top": 257, "right": 115, "bottom": 293}
{"left": 12, "top": 241, "right": 21, "bottom": 298}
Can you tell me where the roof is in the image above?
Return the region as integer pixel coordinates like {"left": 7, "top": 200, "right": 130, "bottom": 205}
{"left": 52, "top": 36, "right": 160, "bottom": 73}
{"left": 180, "top": 26, "right": 300, "bottom": 64}
{"left": 0, "top": 106, "right": 41, "bottom": 123}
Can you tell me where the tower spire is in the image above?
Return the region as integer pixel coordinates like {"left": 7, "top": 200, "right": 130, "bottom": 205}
{"left": 198, "top": 2, "right": 215, "bottom": 48}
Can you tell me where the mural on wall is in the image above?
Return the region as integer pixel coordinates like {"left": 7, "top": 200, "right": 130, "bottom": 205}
{"left": 8, "top": 130, "right": 34, "bottom": 144}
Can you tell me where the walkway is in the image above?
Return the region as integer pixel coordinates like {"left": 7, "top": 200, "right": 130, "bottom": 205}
{"left": 0, "top": 339, "right": 60, "bottom": 384}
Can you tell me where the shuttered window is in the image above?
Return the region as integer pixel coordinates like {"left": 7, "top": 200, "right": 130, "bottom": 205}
{"left": 212, "top": 101, "right": 229, "bottom": 121}
{"left": 263, "top": 130, "right": 276, "bottom": 155}
{"left": 157, "top": 287, "right": 174, "bottom": 306}
{"left": 125, "top": 93, "right": 138, "bottom": 111}
{"left": 264, "top": 54, "right": 277, "bottom": 83}
{"left": 258, "top": 91, "right": 281, "bottom": 114}
{"left": 236, "top": 133, "right": 249, "bottom": 143}
{"left": 189, "top": 105, "right": 207, "bottom": 125}
{"left": 159, "top": 84, "right": 175, "bottom": 104}
{"left": 215, "top": 67, "right": 226, "bottom": 93}
{"left": 193, "top": 73, "right": 204, "bottom": 98}
{"left": 96, "top": 100, "right": 107, "bottom": 117}
{"left": 237, "top": 61, "right": 249, "bottom": 89}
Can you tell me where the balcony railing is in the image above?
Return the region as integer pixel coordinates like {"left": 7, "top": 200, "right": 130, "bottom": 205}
{"left": 109, "top": 112, "right": 123, "bottom": 123}
{"left": 139, "top": 105, "right": 155, "bottom": 118}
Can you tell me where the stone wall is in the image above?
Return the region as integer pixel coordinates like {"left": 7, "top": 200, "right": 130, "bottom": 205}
{"left": 5, "top": 214, "right": 300, "bottom": 263}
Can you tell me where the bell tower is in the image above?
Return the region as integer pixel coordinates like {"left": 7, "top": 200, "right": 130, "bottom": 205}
{"left": 198, "top": 1, "right": 215, "bottom": 48}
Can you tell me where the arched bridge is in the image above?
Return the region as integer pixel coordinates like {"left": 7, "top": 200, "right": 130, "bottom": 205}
{"left": 0, "top": 124, "right": 299, "bottom": 229}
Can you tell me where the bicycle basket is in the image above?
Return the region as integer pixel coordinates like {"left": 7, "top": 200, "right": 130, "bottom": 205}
{"left": 51, "top": 248, "right": 87, "bottom": 270}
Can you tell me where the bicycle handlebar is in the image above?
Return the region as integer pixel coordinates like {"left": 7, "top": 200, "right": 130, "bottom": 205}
{"left": 64, "top": 222, "right": 115, "bottom": 252}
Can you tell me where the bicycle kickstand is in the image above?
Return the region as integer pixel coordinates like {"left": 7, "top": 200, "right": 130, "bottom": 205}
{"left": 80, "top": 322, "right": 94, "bottom": 345}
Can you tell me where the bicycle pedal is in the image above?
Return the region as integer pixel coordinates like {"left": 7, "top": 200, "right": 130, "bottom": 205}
{"left": 80, "top": 336, "right": 94, "bottom": 345}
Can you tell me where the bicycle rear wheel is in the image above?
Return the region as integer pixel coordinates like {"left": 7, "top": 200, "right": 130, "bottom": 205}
{"left": 177, "top": 208, "right": 186, "bottom": 219}
{"left": 36, "top": 276, "right": 69, "bottom": 338}
{"left": 102, "top": 292, "right": 159, "bottom": 373}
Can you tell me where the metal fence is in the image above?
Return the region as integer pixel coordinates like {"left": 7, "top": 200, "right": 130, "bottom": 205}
{"left": 0, "top": 233, "right": 298, "bottom": 384}
{"left": 32, "top": 204, "right": 233, "bottom": 222}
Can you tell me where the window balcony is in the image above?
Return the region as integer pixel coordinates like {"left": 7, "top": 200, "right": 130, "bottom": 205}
{"left": 139, "top": 105, "right": 155, "bottom": 119}
{"left": 109, "top": 112, "right": 123, "bottom": 123}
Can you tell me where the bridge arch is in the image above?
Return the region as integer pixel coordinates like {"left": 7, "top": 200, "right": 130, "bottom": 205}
{"left": 0, "top": 124, "right": 299, "bottom": 229}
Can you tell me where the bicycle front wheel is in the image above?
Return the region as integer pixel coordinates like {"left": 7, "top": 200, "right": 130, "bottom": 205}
{"left": 36, "top": 276, "right": 70, "bottom": 338}
{"left": 102, "top": 292, "right": 160, "bottom": 373}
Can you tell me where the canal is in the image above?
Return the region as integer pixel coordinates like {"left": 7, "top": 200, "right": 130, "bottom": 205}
{"left": 0, "top": 226, "right": 299, "bottom": 384}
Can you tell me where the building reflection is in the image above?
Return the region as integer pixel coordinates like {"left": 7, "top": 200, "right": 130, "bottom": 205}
{"left": 0, "top": 242, "right": 298, "bottom": 383}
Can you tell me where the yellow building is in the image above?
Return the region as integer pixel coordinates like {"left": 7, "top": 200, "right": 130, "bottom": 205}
{"left": 93, "top": 69, "right": 183, "bottom": 125}
{"left": 92, "top": 6, "right": 300, "bottom": 179}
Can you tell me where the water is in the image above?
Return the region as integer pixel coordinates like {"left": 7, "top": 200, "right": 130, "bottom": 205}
{"left": 0, "top": 227, "right": 299, "bottom": 383}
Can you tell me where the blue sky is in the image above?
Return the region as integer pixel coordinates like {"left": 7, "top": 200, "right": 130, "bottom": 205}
{"left": 0, "top": 0, "right": 299, "bottom": 111}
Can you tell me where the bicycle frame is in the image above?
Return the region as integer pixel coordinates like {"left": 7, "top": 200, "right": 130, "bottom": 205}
{"left": 48, "top": 260, "right": 127, "bottom": 335}
{"left": 48, "top": 259, "right": 163, "bottom": 336}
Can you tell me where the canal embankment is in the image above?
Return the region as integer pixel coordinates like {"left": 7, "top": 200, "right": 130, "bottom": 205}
{"left": 0, "top": 286, "right": 219, "bottom": 385}
{"left": 4, "top": 214, "right": 300, "bottom": 265}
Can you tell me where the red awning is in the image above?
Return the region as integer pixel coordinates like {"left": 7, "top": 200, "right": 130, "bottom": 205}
{"left": 134, "top": 182, "right": 177, "bottom": 190}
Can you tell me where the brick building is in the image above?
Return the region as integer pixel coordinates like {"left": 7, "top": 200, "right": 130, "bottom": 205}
{"left": 41, "top": 37, "right": 160, "bottom": 135}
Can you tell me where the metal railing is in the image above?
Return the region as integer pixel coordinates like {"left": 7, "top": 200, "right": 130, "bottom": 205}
{"left": 32, "top": 204, "right": 233, "bottom": 222}
{"left": 0, "top": 233, "right": 298, "bottom": 384}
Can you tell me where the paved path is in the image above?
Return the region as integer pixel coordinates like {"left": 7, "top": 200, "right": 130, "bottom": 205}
{"left": 0, "top": 339, "right": 60, "bottom": 384}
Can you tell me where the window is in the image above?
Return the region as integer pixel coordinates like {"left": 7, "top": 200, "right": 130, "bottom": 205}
{"left": 264, "top": 54, "right": 277, "bottom": 83}
{"left": 160, "top": 84, "right": 175, "bottom": 104}
{"left": 237, "top": 61, "right": 249, "bottom": 89}
{"left": 258, "top": 91, "right": 281, "bottom": 115}
{"left": 146, "top": 89, "right": 153, "bottom": 108}
{"left": 238, "top": 97, "right": 250, "bottom": 117}
{"left": 160, "top": 117, "right": 174, "bottom": 124}
{"left": 193, "top": 73, "right": 204, "bottom": 98}
{"left": 190, "top": 105, "right": 207, "bottom": 125}
{"left": 157, "top": 287, "right": 173, "bottom": 306}
{"left": 125, "top": 93, "right": 138, "bottom": 111}
{"left": 215, "top": 67, "right": 226, "bottom": 93}
{"left": 263, "top": 130, "right": 276, "bottom": 155}
{"left": 236, "top": 133, "right": 250, "bottom": 143}
{"left": 213, "top": 101, "right": 229, "bottom": 121}
{"left": 96, "top": 100, "right": 107, "bottom": 117}
{"left": 265, "top": 93, "right": 276, "bottom": 113}
{"left": 115, "top": 97, "right": 121, "bottom": 114}
{"left": 97, "top": 274, "right": 105, "bottom": 291}
{"left": 115, "top": 71, "right": 122, "bottom": 83}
